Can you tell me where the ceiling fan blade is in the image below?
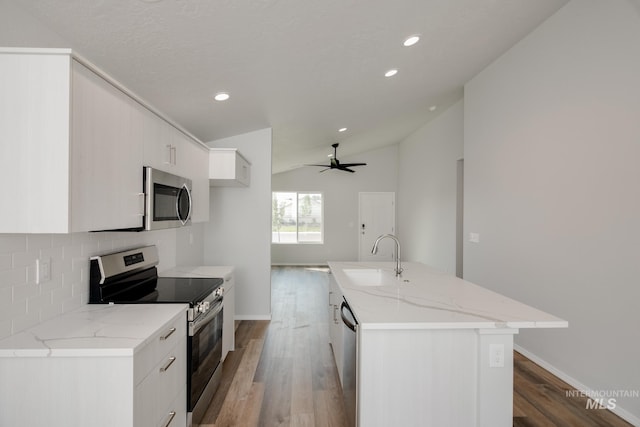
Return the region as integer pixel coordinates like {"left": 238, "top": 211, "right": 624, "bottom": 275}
{"left": 305, "top": 164, "right": 331, "bottom": 167}
{"left": 339, "top": 167, "right": 356, "bottom": 173}
{"left": 339, "top": 162, "right": 367, "bottom": 167}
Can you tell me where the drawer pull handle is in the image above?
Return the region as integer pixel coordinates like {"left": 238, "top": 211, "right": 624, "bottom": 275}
{"left": 162, "top": 411, "right": 176, "bottom": 427}
{"left": 160, "top": 327, "right": 176, "bottom": 341}
{"left": 160, "top": 356, "right": 176, "bottom": 372}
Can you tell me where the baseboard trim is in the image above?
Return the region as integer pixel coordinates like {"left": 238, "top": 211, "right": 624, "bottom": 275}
{"left": 514, "top": 344, "right": 640, "bottom": 426}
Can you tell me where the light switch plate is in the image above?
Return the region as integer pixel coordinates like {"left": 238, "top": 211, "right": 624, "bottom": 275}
{"left": 469, "top": 232, "right": 480, "bottom": 243}
{"left": 36, "top": 258, "right": 51, "bottom": 284}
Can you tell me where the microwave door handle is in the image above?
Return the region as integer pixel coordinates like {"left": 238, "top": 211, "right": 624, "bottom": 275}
{"left": 176, "top": 184, "right": 192, "bottom": 225}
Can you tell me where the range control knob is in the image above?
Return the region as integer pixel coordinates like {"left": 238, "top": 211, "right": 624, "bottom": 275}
{"left": 202, "top": 301, "right": 210, "bottom": 311}
{"left": 215, "top": 287, "right": 224, "bottom": 297}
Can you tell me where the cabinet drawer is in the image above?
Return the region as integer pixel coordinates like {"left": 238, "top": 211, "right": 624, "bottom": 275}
{"left": 135, "top": 336, "right": 187, "bottom": 427}
{"left": 159, "top": 385, "right": 187, "bottom": 427}
{"left": 157, "top": 336, "right": 187, "bottom": 419}
{"left": 135, "top": 310, "right": 187, "bottom": 386}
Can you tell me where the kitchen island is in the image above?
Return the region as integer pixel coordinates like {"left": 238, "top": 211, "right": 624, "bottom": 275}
{"left": 328, "top": 261, "right": 567, "bottom": 427}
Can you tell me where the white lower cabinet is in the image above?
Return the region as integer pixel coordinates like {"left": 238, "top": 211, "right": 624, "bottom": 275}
{"left": 134, "top": 312, "right": 187, "bottom": 427}
{"left": 0, "top": 305, "right": 187, "bottom": 427}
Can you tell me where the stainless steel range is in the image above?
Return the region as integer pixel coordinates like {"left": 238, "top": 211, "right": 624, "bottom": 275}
{"left": 89, "top": 246, "right": 223, "bottom": 427}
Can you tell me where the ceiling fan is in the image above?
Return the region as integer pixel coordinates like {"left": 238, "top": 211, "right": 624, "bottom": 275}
{"left": 307, "top": 143, "right": 367, "bottom": 173}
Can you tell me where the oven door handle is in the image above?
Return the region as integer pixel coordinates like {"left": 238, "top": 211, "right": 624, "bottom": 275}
{"left": 189, "top": 299, "right": 222, "bottom": 336}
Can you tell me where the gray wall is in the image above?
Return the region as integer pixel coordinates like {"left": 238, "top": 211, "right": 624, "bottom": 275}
{"left": 397, "top": 100, "right": 463, "bottom": 274}
{"left": 272, "top": 145, "right": 398, "bottom": 264}
{"left": 464, "top": 0, "right": 640, "bottom": 421}
{"left": 204, "top": 129, "right": 272, "bottom": 319}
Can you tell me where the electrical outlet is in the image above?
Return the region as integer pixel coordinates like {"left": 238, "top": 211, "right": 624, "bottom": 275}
{"left": 36, "top": 258, "right": 51, "bottom": 284}
{"left": 489, "top": 343, "right": 505, "bottom": 368}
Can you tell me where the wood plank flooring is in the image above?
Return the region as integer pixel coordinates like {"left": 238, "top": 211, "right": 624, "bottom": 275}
{"left": 200, "top": 267, "right": 632, "bottom": 427}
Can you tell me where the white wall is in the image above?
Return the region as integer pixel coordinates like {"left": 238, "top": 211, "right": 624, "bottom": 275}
{"left": 397, "top": 100, "right": 463, "bottom": 274}
{"left": 204, "top": 128, "right": 272, "bottom": 319}
{"left": 464, "top": 0, "right": 640, "bottom": 422}
{"left": 271, "top": 144, "right": 398, "bottom": 264}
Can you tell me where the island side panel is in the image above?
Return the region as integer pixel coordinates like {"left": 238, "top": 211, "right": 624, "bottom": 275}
{"left": 476, "top": 329, "right": 516, "bottom": 427}
{"left": 358, "top": 328, "right": 478, "bottom": 427}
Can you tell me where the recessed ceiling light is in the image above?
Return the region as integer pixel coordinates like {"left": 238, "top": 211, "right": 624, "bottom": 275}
{"left": 385, "top": 69, "right": 398, "bottom": 78}
{"left": 403, "top": 35, "right": 420, "bottom": 47}
{"left": 338, "top": 127, "right": 347, "bottom": 132}
{"left": 214, "top": 92, "right": 230, "bottom": 101}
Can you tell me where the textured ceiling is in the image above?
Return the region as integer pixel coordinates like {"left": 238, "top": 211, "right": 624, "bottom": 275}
{"left": 11, "top": 0, "right": 568, "bottom": 173}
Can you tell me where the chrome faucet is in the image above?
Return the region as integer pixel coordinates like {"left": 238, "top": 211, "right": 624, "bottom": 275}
{"left": 371, "top": 234, "right": 403, "bottom": 277}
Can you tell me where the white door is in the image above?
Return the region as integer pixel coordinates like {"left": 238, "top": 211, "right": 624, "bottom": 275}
{"left": 358, "top": 192, "right": 395, "bottom": 261}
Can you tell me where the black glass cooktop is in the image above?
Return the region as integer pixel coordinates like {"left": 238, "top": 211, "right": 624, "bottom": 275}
{"left": 139, "top": 276, "right": 223, "bottom": 304}
{"left": 90, "top": 267, "right": 223, "bottom": 305}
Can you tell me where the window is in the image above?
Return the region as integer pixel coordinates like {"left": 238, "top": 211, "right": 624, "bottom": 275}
{"left": 272, "top": 192, "right": 323, "bottom": 244}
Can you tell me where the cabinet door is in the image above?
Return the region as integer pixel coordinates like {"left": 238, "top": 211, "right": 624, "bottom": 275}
{"left": 0, "top": 52, "right": 72, "bottom": 233}
{"left": 143, "top": 119, "right": 173, "bottom": 173}
{"left": 70, "top": 60, "right": 144, "bottom": 232}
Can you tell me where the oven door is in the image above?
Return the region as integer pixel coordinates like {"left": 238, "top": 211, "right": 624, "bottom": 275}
{"left": 188, "top": 298, "right": 223, "bottom": 414}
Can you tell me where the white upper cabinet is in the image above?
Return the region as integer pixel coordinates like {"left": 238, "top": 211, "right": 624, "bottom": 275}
{"left": 209, "top": 148, "right": 251, "bottom": 187}
{"left": 71, "top": 61, "right": 145, "bottom": 232}
{"left": 0, "top": 49, "right": 145, "bottom": 233}
{"left": 1, "top": 50, "right": 74, "bottom": 233}
{"left": 0, "top": 48, "right": 210, "bottom": 233}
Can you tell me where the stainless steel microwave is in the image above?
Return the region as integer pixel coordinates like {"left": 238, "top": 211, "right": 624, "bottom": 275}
{"left": 144, "top": 167, "right": 192, "bottom": 230}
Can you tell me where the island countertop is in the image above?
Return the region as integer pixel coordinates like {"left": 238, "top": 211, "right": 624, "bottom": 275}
{"left": 328, "top": 261, "right": 567, "bottom": 330}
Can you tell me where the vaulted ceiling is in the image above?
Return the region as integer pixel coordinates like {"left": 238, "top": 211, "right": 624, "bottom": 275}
{"left": 11, "top": 0, "right": 568, "bottom": 173}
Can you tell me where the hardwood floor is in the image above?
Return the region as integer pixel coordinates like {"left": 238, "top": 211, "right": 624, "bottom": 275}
{"left": 201, "top": 267, "right": 632, "bottom": 427}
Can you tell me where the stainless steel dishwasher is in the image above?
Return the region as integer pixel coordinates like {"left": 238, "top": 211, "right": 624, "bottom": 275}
{"left": 340, "top": 298, "right": 358, "bottom": 427}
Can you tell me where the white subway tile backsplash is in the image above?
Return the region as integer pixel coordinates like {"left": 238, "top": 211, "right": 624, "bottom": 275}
{"left": 11, "top": 251, "right": 38, "bottom": 269}
{"left": 26, "top": 234, "right": 53, "bottom": 251}
{"left": 0, "top": 255, "right": 11, "bottom": 271}
{"left": 27, "top": 292, "right": 52, "bottom": 314}
{"left": 39, "top": 301, "right": 63, "bottom": 323}
{"left": 0, "top": 299, "right": 26, "bottom": 322}
{"left": 12, "top": 311, "right": 40, "bottom": 333}
{"left": 51, "top": 285, "right": 72, "bottom": 305}
{"left": 0, "top": 268, "right": 26, "bottom": 288}
{"left": 12, "top": 283, "right": 39, "bottom": 302}
{"left": 0, "top": 228, "right": 180, "bottom": 341}
{"left": 0, "top": 235, "right": 26, "bottom": 254}
{"left": 0, "top": 321, "right": 10, "bottom": 338}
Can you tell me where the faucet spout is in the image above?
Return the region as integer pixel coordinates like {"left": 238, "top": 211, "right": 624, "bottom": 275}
{"left": 371, "top": 234, "right": 403, "bottom": 277}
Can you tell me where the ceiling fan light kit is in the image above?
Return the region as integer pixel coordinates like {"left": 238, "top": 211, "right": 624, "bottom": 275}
{"left": 306, "top": 143, "right": 367, "bottom": 173}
